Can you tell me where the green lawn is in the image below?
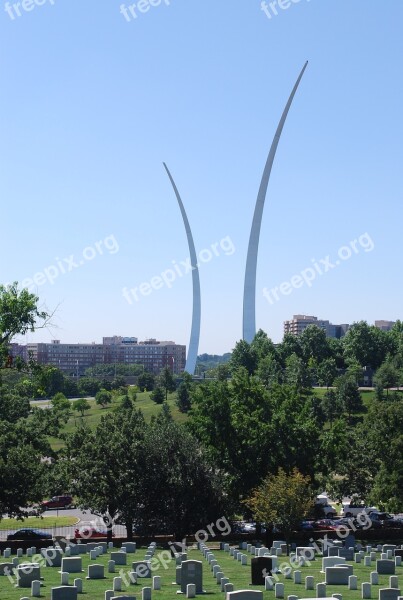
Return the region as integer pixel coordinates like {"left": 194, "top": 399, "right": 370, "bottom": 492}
{"left": 48, "top": 392, "right": 188, "bottom": 451}
{"left": 0, "top": 544, "right": 401, "bottom": 600}
{"left": 0, "top": 517, "right": 78, "bottom": 531}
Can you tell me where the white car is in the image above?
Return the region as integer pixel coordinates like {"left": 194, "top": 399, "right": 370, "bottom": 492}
{"left": 342, "top": 503, "right": 377, "bottom": 518}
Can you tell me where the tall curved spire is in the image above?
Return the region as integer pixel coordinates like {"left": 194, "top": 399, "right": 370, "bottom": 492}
{"left": 163, "top": 163, "right": 201, "bottom": 375}
{"left": 243, "top": 61, "right": 308, "bottom": 343}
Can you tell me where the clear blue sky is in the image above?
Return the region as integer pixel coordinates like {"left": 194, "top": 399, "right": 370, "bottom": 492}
{"left": 1, "top": 0, "right": 402, "bottom": 354}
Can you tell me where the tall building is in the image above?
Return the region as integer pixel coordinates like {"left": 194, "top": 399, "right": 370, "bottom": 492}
{"left": 19, "top": 337, "right": 186, "bottom": 376}
{"left": 284, "top": 315, "right": 349, "bottom": 339}
{"left": 375, "top": 320, "right": 396, "bottom": 332}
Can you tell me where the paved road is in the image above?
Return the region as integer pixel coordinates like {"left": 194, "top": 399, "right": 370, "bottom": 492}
{"left": 0, "top": 508, "right": 127, "bottom": 540}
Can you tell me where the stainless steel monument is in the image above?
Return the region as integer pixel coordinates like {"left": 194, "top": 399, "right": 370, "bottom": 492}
{"left": 242, "top": 61, "right": 308, "bottom": 343}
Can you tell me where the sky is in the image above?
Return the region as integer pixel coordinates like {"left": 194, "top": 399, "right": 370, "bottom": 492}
{"left": 1, "top": 0, "right": 402, "bottom": 355}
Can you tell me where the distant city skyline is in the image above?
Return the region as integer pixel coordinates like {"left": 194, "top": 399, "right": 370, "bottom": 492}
{"left": 2, "top": 2, "right": 402, "bottom": 354}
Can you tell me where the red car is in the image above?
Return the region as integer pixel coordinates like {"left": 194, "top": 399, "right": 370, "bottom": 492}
{"left": 314, "top": 519, "right": 338, "bottom": 531}
{"left": 75, "top": 527, "right": 114, "bottom": 539}
{"left": 41, "top": 495, "right": 73, "bottom": 510}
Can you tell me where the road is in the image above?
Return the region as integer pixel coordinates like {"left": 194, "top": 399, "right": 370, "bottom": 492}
{"left": 0, "top": 508, "right": 127, "bottom": 540}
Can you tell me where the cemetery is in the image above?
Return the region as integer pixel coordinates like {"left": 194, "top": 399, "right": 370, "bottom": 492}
{"left": 0, "top": 539, "right": 402, "bottom": 600}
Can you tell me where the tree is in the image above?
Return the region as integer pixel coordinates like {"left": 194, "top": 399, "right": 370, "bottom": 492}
{"left": 336, "top": 375, "right": 363, "bottom": 422}
{"left": 95, "top": 389, "right": 112, "bottom": 408}
{"left": 0, "top": 283, "right": 49, "bottom": 367}
{"left": 343, "top": 321, "right": 393, "bottom": 370}
{"left": 51, "top": 392, "right": 71, "bottom": 421}
{"left": 138, "top": 372, "right": 155, "bottom": 392}
{"left": 245, "top": 468, "right": 314, "bottom": 551}
{"left": 284, "top": 353, "right": 311, "bottom": 389}
{"left": 320, "top": 389, "right": 342, "bottom": 425}
{"left": 77, "top": 377, "right": 101, "bottom": 396}
{"left": 176, "top": 382, "right": 192, "bottom": 413}
{"left": 250, "top": 329, "right": 276, "bottom": 361}
{"left": 157, "top": 367, "right": 176, "bottom": 402}
{"left": 73, "top": 398, "right": 91, "bottom": 417}
{"left": 317, "top": 358, "right": 338, "bottom": 388}
{"left": 299, "top": 325, "right": 331, "bottom": 364}
{"left": 230, "top": 340, "right": 258, "bottom": 375}
{"left": 151, "top": 386, "right": 165, "bottom": 405}
{"left": 68, "top": 408, "right": 147, "bottom": 541}
{"left": 139, "top": 417, "right": 227, "bottom": 539}
{"left": 257, "top": 354, "right": 283, "bottom": 388}
{"left": 374, "top": 360, "right": 400, "bottom": 398}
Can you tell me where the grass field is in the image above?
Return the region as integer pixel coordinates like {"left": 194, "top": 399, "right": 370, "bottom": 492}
{"left": 0, "top": 544, "right": 401, "bottom": 600}
{"left": 0, "top": 517, "right": 78, "bottom": 531}
{"left": 48, "top": 392, "right": 188, "bottom": 450}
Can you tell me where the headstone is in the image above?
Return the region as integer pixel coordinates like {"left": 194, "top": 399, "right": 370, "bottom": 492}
{"left": 132, "top": 561, "right": 151, "bottom": 578}
{"left": 297, "top": 547, "right": 316, "bottom": 561}
{"left": 356, "top": 554, "right": 362, "bottom": 563}
{"left": 349, "top": 576, "right": 358, "bottom": 590}
{"left": 221, "top": 577, "right": 229, "bottom": 592}
{"left": 51, "top": 586, "right": 78, "bottom": 600}
{"left": 317, "top": 583, "right": 326, "bottom": 597}
{"left": 187, "top": 583, "right": 196, "bottom": 599}
{"left": 87, "top": 564, "right": 104, "bottom": 579}
{"left": 265, "top": 577, "right": 275, "bottom": 590}
{"left": 0, "top": 562, "right": 15, "bottom": 576}
{"left": 176, "top": 566, "right": 182, "bottom": 585}
{"left": 371, "top": 572, "right": 379, "bottom": 585}
{"left": 227, "top": 591, "right": 263, "bottom": 600}
{"left": 216, "top": 571, "right": 224, "bottom": 584}
{"left": 142, "top": 587, "right": 151, "bottom": 600}
{"left": 113, "top": 577, "right": 122, "bottom": 592}
{"left": 225, "top": 583, "right": 234, "bottom": 594}
{"left": 306, "top": 576, "right": 314, "bottom": 590}
{"left": 383, "top": 546, "right": 397, "bottom": 554}
{"left": 90, "top": 550, "right": 97, "bottom": 560}
{"left": 16, "top": 565, "right": 41, "bottom": 588}
{"left": 366, "top": 557, "right": 372, "bottom": 567}
{"left": 31, "top": 580, "right": 41, "bottom": 597}
{"left": 3, "top": 549, "right": 11, "bottom": 558}
{"left": 275, "top": 583, "right": 284, "bottom": 598}
{"left": 396, "top": 557, "right": 402, "bottom": 567}
{"left": 325, "top": 566, "right": 352, "bottom": 585}
{"left": 108, "top": 560, "right": 115, "bottom": 573}
{"left": 390, "top": 578, "right": 399, "bottom": 589}
{"left": 362, "top": 583, "right": 372, "bottom": 599}
{"left": 74, "top": 578, "right": 83, "bottom": 593}
{"left": 108, "top": 542, "right": 114, "bottom": 549}
{"left": 377, "top": 561, "right": 395, "bottom": 575}
{"left": 378, "top": 589, "right": 401, "bottom": 600}
{"left": 42, "top": 548, "right": 63, "bottom": 567}
{"left": 129, "top": 571, "right": 137, "bottom": 585}
{"left": 294, "top": 571, "right": 302, "bottom": 584}
{"left": 241, "top": 555, "right": 247, "bottom": 566}
{"left": 181, "top": 561, "right": 203, "bottom": 594}
{"left": 329, "top": 548, "right": 341, "bottom": 557}
{"left": 322, "top": 557, "right": 346, "bottom": 572}
{"left": 153, "top": 575, "right": 161, "bottom": 590}
{"left": 251, "top": 557, "right": 272, "bottom": 585}
{"left": 17, "top": 549, "right": 23, "bottom": 558}
{"left": 339, "top": 549, "right": 354, "bottom": 561}
{"left": 111, "top": 552, "right": 127, "bottom": 566}
{"left": 65, "top": 547, "right": 71, "bottom": 557}
{"left": 61, "top": 572, "right": 69, "bottom": 586}
{"left": 212, "top": 565, "right": 221, "bottom": 577}
{"left": 61, "top": 557, "right": 83, "bottom": 574}
{"left": 123, "top": 543, "right": 137, "bottom": 553}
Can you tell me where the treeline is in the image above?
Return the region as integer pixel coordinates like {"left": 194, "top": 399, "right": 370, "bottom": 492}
{"left": 1, "top": 283, "right": 402, "bottom": 536}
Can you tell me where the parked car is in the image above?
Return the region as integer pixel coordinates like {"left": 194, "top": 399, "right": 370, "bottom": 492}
{"left": 41, "top": 495, "right": 73, "bottom": 510}
{"left": 314, "top": 519, "right": 339, "bottom": 531}
{"left": 7, "top": 528, "right": 53, "bottom": 540}
{"left": 368, "top": 511, "right": 401, "bottom": 528}
{"left": 74, "top": 527, "right": 114, "bottom": 539}
{"left": 299, "top": 520, "right": 315, "bottom": 531}
{"left": 341, "top": 503, "right": 377, "bottom": 518}
{"left": 315, "top": 494, "right": 337, "bottom": 519}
